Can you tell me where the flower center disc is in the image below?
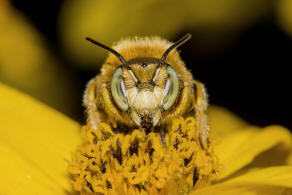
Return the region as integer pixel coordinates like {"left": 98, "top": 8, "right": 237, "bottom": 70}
{"left": 69, "top": 117, "right": 221, "bottom": 194}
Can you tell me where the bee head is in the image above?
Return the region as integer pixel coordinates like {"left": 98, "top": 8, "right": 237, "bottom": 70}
{"left": 86, "top": 34, "right": 191, "bottom": 128}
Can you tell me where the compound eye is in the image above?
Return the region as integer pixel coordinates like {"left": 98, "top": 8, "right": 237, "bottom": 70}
{"left": 162, "top": 66, "right": 179, "bottom": 110}
{"left": 111, "top": 67, "right": 129, "bottom": 111}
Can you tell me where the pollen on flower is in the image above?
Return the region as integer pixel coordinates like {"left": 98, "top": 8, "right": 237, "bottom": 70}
{"left": 69, "top": 117, "right": 221, "bottom": 194}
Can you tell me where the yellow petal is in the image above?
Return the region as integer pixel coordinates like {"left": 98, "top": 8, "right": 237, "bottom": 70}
{"left": 0, "top": 83, "right": 82, "bottom": 194}
{"left": 227, "top": 166, "right": 292, "bottom": 188}
{"left": 0, "top": 1, "right": 76, "bottom": 116}
{"left": 243, "top": 141, "right": 292, "bottom": 169}
{"left": 214, "top": 125, "right": 292, "bottom": 180}
{"left": 193, "top": 166, "right": 292, "bottom": 195}
{"left": 193, "top": 183, "right": 291, "bottom": 195}
{"left": 194, "top": 184, "right": 291, "bottom": 195}
{"left": 207, "top": 106, "right": 247, "bottom": 137}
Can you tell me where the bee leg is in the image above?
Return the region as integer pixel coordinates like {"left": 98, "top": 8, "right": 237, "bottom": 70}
{"left": 193, "top": 81, "right": 209, "bottom": 149}
{"left": 83, "top": 78, "right": 101, "bottom": 129}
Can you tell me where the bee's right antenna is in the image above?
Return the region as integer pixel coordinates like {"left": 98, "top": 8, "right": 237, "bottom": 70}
{"left": 158, "top": 33, "right": 192, "bottom": 67}
{"left": 151, "top": 33, "right": 192, "bottom": 83}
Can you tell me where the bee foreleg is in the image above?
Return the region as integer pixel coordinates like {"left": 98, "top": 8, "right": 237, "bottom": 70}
{"left": 83, "top": 78, "right": 101, "bottom": 129}
{"left": 193, "top": 81, "right": 209, "bottom": 149}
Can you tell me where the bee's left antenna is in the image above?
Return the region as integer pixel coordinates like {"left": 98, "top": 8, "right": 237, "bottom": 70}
{"left": 86, "top": 37, "right": 131, "bottom": 70}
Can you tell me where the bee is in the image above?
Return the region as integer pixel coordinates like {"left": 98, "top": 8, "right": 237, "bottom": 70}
{"left": 84, "top": 34, "right": 209, "bottom": 148}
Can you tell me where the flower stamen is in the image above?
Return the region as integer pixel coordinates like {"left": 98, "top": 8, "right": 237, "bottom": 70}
{"left": 69, "top": 117, "right": 221, "bottom": 194}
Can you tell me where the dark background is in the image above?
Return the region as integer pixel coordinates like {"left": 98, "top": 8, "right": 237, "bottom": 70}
{"left": 11, "top": 1, "right": 292, "bottom": 131}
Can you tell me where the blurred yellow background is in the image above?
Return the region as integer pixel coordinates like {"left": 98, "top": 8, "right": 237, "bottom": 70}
{"left": 58, "top": 0, "right": 271, "bottom": 67}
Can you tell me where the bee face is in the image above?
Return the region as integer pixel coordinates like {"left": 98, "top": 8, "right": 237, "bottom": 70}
{"left": 110, "top": 58, "right": 180, "bottom": 127}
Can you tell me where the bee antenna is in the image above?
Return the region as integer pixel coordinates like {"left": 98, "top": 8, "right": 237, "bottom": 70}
{"left": 158, "top": 33, "right": 192, "bottom": 67}
{"left": 85, "top": 37, "right": 131, "bottom": 70}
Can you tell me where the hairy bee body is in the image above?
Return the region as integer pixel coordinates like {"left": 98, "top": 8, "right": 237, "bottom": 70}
{"left": 84, "top": 35, "right": 209, "bottom": 148}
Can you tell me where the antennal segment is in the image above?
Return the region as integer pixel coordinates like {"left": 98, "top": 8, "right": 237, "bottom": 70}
{"left": 86, "top": 37, "right": 131, "bottom": 70}
{"left": 158, "top": 33, "right": 192, "bottom": 67}
{"left": 86, "top": 37, "right": 139, "bottom": 83}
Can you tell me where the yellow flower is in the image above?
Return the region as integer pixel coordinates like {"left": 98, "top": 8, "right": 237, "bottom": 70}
{"left": 1, "top": 82, "right": 292, "bottom": 194}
